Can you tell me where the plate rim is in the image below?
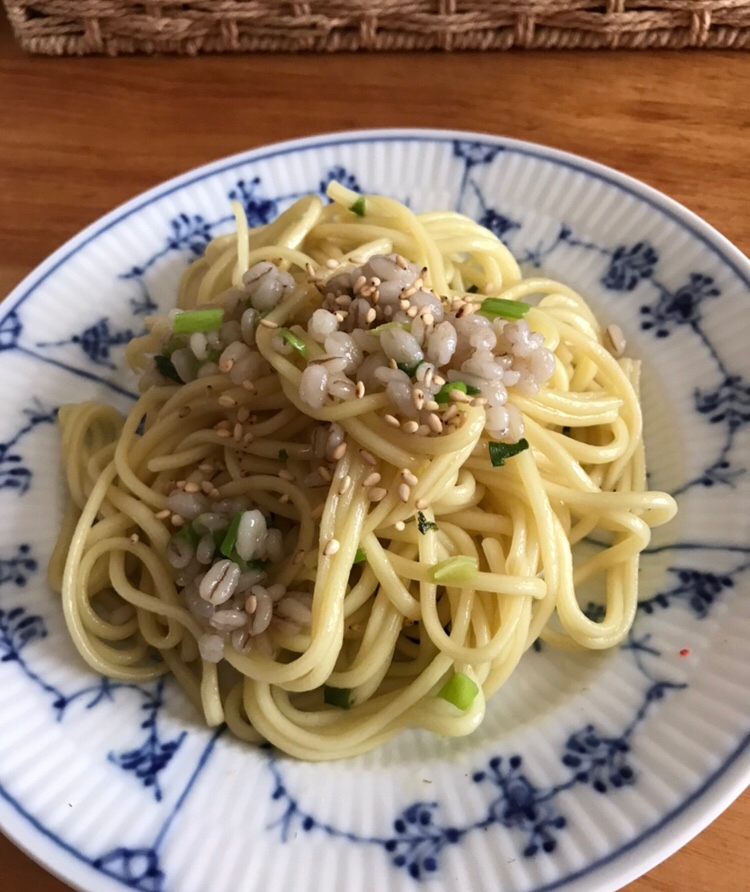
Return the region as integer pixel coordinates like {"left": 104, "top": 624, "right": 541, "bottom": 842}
{"left": 0, "top": 127, "right": 748, "bottom": 892}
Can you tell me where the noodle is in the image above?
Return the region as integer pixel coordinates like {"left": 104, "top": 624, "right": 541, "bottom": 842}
{"left": 50, "top": 182, "right": 677, "bottom": 761}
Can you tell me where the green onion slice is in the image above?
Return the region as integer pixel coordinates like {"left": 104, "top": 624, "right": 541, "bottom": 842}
{"left": 478, "top": 298, "right": 530, "bottom": 320}
{"left": 172, "top": 524, "right": 200, "bottom": 548}
{"left": 172, "top": 308, "right": 224, "bottom": 335}
{"left": 353, "top": 547, "right": 367, "bottom": 564}
{"left": 219, "top": 511, "right": 244, "bottom": 559}
{"left": 278, "top": 328, "right": 307, "bottom": 357}
{"left": 488, "top": 439, "right": 529, "bottom": 467}
{"left": 324, "top": 685, "right": 353, "bottom": 709}
{"left": 431, "top": 555, "right": 478, "bottom": 584}
{"left": 154, "top": 354, "right": 183, "bottom": 384}
{"left": 397, "top": 360, "right": 424, "bottom": 378}
{"left": 349, "top": 196, "right": 366, "bottom": 217}
{"left": 437, "top": 672, "right": 479, "bottom": 710}
{"left": 433, "top": 381, "right": 481, "bottom": 404}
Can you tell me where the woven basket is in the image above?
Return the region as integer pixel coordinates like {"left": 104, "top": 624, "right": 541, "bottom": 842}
{"left": 5, "top": 1, "right": 750, "bottom": 56}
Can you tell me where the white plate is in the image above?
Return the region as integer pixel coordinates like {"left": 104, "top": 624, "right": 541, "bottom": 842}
{"left": 0, "top": 130, "right": 748, "bottom": 892}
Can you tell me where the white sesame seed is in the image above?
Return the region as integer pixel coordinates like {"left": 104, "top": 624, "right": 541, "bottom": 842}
{"left": 171, "top": 514, "right": 185, "bottom": 527}
{"left": 155, "top": 508, "right": 171, "bottom": 520}
{"left": 129, "top": 533, "right": 140, "bottom": 544}
{"left": 402, "top": 420, "right": 419, "bottom": 434}
{"left": 415, "top": 499, "right": 428, "bottom": 510}
{"left": 406, "top": 306, "right": 419, "bottom": 318}
{"left": 365, "top": 307, "right": 377, "bottom": 324}
{"left": 233, "top": 423, "right": 243, "bottom": 442}
{"left": 470, "top": 397, "right": 488, "bottom": 407}
{"left": 401, "top": 469, "right": 419, "bottom": 487}
{"left": 184, "top": 481, "right": 200, "bottom": 493}
{"left": 354, "top": 275, "right": 367, "bottom": 292}
{"left": 318, "top": 466, "right": 332, "bottom": 482}
{"left": 412, "top": 388, "right": 425, "bottom": 410}
{"left": 323, "top": 538, "right": 340, "bottom": 556}
{"left": 216, "top": 428, "right": 232, "bottom": 438}
{"left": 395, "top": 520, "right": 406, "bottom": 531}
{"left": 197, "top": 463, "right": 213, "bottom": 473}
{"left": 244, "top": 594, "right": 257, "bottom": 614}
{"left": 334, "top": 295, "right": 352, "bottom": 306}
{"left": 363, "top": 471, "right": 382, "bottom": 487}
{"left": 433, "top": 375, "right": 446, "bottom": 387}
{"left": 424, "top": 399, "right": 439, "bottom": 412}
{"left": 397, "top": 483, "right": 411, "bottom": 503}
{"left": 360, "top": 449, "right": 377, "bottom": 466}
{"left": 278, "top": 469, "right": 294, "bottom": 481}
{"left": 260, "top": 318, "right": 279, "bottom": 329}
{"left": 331, "top": 442, "right": 347, "bottom": 461}
{"left": 279, "top": 494, "right": 291, "bottom": 504}
{"left": 417, "top": 424, "right": 431, "bottom": 436}
{"left": 242, "top": 379, "right": 256, "bottom": 393}
{"left": 219, "top": 359, "right": 234, "bottom": 373}
{"left": 368, "top": 487, "right": 387, "bottom": 502}
{"left": 218, "top": 394, "right": 237, "bottom": 408}
{"left": 422, "top": 312, "right": 434, "bottom": 326}
{"left": 243, "top": 431, "right": 255, "bottom": 445}
{"left": 605, "top": 323, "right": 627, "bottom": 357}
{"left": 384, "top": 414, "right": 400, "bottom": 428}
{"left": 449, "top": 389, "right": 471, "bottom": 403}
{"left": 355, "top": 381, "right": 366, "bottom": 399}
{"left": 443, "top": 404, "right": 459, "bottom": 421}
{"left": 326, "top": 258, "right": 339, "bottom": 269}
{"left": 427, "top": 413, "right": 443, "bottom": 433}
{"left": 237, "top": 407, "right": 250, "bottom": 423}
{"left": 305, "top": 263, "right": 316, "bottom": 277}
{"left": 339, "top": 475, "right": 352, "bottom": 495}
{"left": 399, "top": 299, "right": 410, "bottom": 311}
{"left": 395, "top": 254, "right": 409, "bottom": 269}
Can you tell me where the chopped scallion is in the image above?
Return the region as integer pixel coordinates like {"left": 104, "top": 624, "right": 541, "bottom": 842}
{"left": 172, "top": 308, "right": 224, "bottom": 335}
{"left": 370, "top": 321, "right": 410, "bottom": 336}
{"left": 354, "top": 547, "right": 367, "bottom": 564}
{"left": 219, "top": 511, "right": 244, "bottom": 559}
{"left": 478, "top": 298, "right": 530, "bottom": 320}
{"left": 437, "top": 672, "right": 479, "bottom": 710}
{"left": 279, "top": 328, "right": 307, "bottom": 357}
{"left": 324, "top": 685, "right": 353, "bottom": 709}
{"left": 433, "top": 381, "right": 481, "bottom": 404}
{"left": 417, "top": 512, "right": 438, "bottom": 535}
{"left": 488, "top": 439, "right": 529, "bottom": 467}
{"left": 431, "top": 555, "right": 478, "bottom": 585}
{"left": 397, "top": 360, "right": 424, "bottom": 378}
{"left": 154, "top": 354, "right": 183, "bottom": 384}
{"left": 173, "top": 524, "right": 200, "bottom": 548}
{"left": 349, "top": 196, "right": 366, "bottom": 217}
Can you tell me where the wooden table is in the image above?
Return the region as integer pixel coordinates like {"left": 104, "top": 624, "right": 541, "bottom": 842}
{"left": 0, "top": 9, "right": 748, "bottom": 891}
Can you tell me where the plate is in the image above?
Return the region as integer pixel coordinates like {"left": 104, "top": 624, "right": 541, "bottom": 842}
{"left": 0, "top": 130, "right": 748, "bottom": 892}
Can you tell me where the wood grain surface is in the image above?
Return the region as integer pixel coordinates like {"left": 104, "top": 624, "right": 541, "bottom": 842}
{"left": 0, "top": 8, "right": 748, "bottom": 891}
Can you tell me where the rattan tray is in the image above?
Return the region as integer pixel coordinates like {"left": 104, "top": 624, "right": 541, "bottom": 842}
{"left": 5, "top": 1, "right": 750, "bottom": 56}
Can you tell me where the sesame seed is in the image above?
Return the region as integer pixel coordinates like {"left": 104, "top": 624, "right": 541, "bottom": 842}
{"left": 318, "top": 466, "right": 332, "bottom": 482}
{"left": 260, "top": 318, "right": 279, "bottom": 329}
{"left": 237, "top": 407, "right": 250, "bottom": 423}
{"left": 412, "top": 389, "right": 425, "bottom": 410}
{"left": 331, "top": 442, "right": 347, "bottom": 461}
{"left": 371, "top": 277, "right": 382, "bottom": 287}
{"left": 219, "top": 359, "right": 234, "bottom": 373}
{"left": 233, "top": 423, "right": 243, "bottom": 442}
{"left": 338, "top": 475, "right": 352, "bottom": 494}
{"left": 323, "top": 538, "right": 340, "bottom": 556}
{"left": 470, "top": 397, "right": 488, "bottom": 407}
{"left": 278, "top": 469, "right": 294, "bottom": 481}
{"left": 334, "top": 312, "right": 345, "bottom": 323}
{"left": 184, "top": 481, "right": 200, "bottom": 493}
{"left": 399, "top": 299, "right": 410, "bottom": 311}
{"left": 395, "top": 255, "right": 409, "bottom": 269}
{"left": 401, "top": 469, "right": 419, "bottom": 487}
{"left": 363, "top": 471, "right": 382, "bottom": 487}
{"left": 360, "top": 449, "right": 377, "bottom": 466}
{"left": 129, "top": 533, "right": 140, "bottom": 544}
{"left": 365, "top": 307, "right": 377, "bottom": 324}
{"left": 178, "top": 406, "right": 191, "bottom": 418}
{"left": 483, "top": 282, "right": 495, "bottom": 295}
{"left": 216, "top": 429, "right": 231, "bottom": 439}
{"left": 245, "top": 594, "right": 257, "bottom": 614}
{"left": 279, "top": 494, "right": 291, "bottom": 504}
{"left": 215, "top": 420, "right": 232, "bottom": 431}
{"left": 397, "top": 482, "right": 411, "bottom": 502}
{"left": 424, "top": 399, "right": 439, "bottom": 412}
{"left": 406, "top": 306, "right": 419, "bottom": 318}
{"left": 175, "top": 480, "right": 186, "bottom": 489}
{"left": 200, "top": 481, "right": 214, "bottom": 494}
{"left": 415, "top": 499, "right": 428, "bottom": 510}
{"left": 155, "top": 509, "right": 171, "bottom": 519}
{"left": 384, "top": 414, "right": 400, "bottom": 428}
{"left": 171, "top": 514, "right": 185, "bottom": 527}
{"left": 243, "top": 431, "right": 255, "bottom": 445}
{"left": 334, "top": 295, "right": 351, "bottom": 306}
{"left": 388, "top": 358, "right": 398, "bottom": 370}
{"left": 242, "top": 380, "right": 256, "bottom": 393}
{"left": 402, "top": 420, "right": 419, "bottom": 434}
{"left": 368, "top": 487, "right": 387, "bottom": 502}
{"left": 305, "top": 262, "right": 316, "bottom": 277}
{"left": 443, "top": 404, "right": 459, "bottom": 421}
{"left": 417, "top": 424, "right": 431, "bottom": 436}
{"left": 401, "top": 286, "right": 417, "bottom": 299}
{"left": 427, "top": 413, "right": 443, "bottom": 433}
{"left": 395, "top": 520, "right": 406, "bottom": 531}
{"left": 311, "top": 504, "right": 325, "bottom": 519}
{"left": 198, "top": 463, "right": 214, "bottom": 473}
{"left": 350, "top": 254, "right": 366, "bottom": 265}
{"left": 326, "top": 258, "right": 339, "bottom": 269}
{"left": 605, "top": 323, "right": 627, "bottom": 357}
{"left": 218, "top": 394, "right": 237, "bottom": 408}
{"left": 354, "top": 275, "right": 367, "bottom": 292}
{"left": 355, "top": 381, "right": 365, "bottom": 399}
{"left": 422, "top": 312, "right": 434, "bottom": 326}
{"left": 449, "top": 389, "right": 471, "bottom": 403}
{"left": 424, "top": 369, "right": 434, "bottom": 388}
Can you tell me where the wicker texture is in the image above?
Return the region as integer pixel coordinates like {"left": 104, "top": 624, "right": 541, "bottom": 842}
{"left": 5, "top": 1, "right": 750, "bottom": 55}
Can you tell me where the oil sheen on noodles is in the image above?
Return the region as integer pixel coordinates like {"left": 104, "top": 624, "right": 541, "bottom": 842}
{"left": 49, "top": 182, "right": 677, "bottom": 760}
